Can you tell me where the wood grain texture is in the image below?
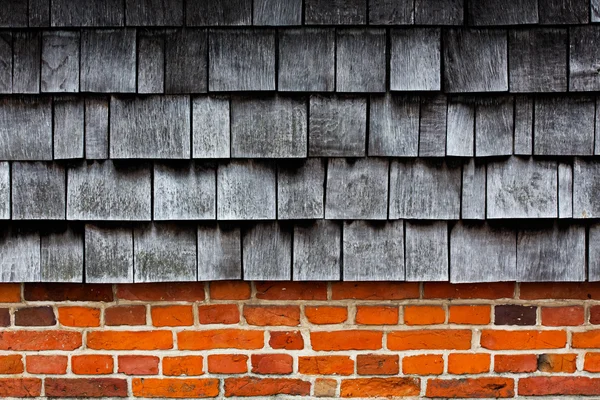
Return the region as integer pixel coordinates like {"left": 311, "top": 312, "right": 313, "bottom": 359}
{"left": 209, "top": 29, "right": 275, "bottom": 91}
{"left": 41, "top": 226, "right": 83, "bottom": 282}
{"left": 52, "top": 0, "right": 124, "bottom": 26}
{"left": 450, "top": 222, "right": 517, "bottom": 283}
{"left": 41, "top": 31, "right": 80, "bottom": 93}
{"left": 325, "top": 158, "right": 389, "bottom": 220}
{"left": 343, "top": 221, "right": 404, "bottom": 281}
{"left": 0, "top": 33, "right": 11, "bottom": 93}
{"left": 13, "top": 31, "right": 40, "bottom": 94}
{"left": 54, "top": 96, "right": 84, "bottom": 159}
{"left": 305, "top": 0, "right": 366, "bottom": 24}
{"left": 597, "top": 98, "right": 600, "bottom": 155}
{"left": 405, "top": 221, "right": 448, "bottom": 281}
{"left": 243, "top": 222, "right": 291, "bottom": 280}
{"left": 0, "top": 0, "right": 27, "bottom": 27}
{"left": 514, "top": 96, "right": 533, "bottom": 155}
{"left": 475, "top": 97, "right": 514, "bottom": 157}
{"left": 419, "top": 95, "right": 447, "bottom": 157}
{"left": 0, "top": 228, "right": 40, "bottom": 282}
{"left": 198, "top": 224, "right": 241, "bottom": 280}
{"left": 414, "top": 0, "right": 463, "bottom": 24}
{"left": 369, "top": 94, "right": 419, "bottom": 157}
{"left": 446, "top": 97, "right": 474, "bottom": 157}
{"left": 12, "top": 162, "right": 65, "bottom": 220}
{"left": 0, "top": 163, "right": 9, "bottom": 219}
{"left": 110, "top": 96, "right": 191, "bottom": 159}
{"left": 462, "top": 159, "right": 486, "bottom": 220}
{"left": 487, "top": 157, "right": 558, "bottom": 219}
{"left": 84, "top": 97, "right": 109, "bottom": 160}
{"left": 389, "top": 159, "right": 461, "bottom": 220}
{"left": 278, "top": 159, "right": 325, "bottom": 220}
{"left": 278, "top": 28, "right": 335, "bottom": 92}
{"left": 254, "top": 0, "right": 302, "bottom": 25}
{"left": 589, "top": 224, "right": 600, "bottom": 281}
{"left": 81, "top": 29, "right": 136, "bottom": 93}
{"left": 390, "top": 28, "right": 441, "bottom": 91}
{"left": 509, "top": 29, "right": 568, "bottom": 92}
{"left": 336, "top": 29, "right": 386, "bottom": 93}
{"left": 558, "top": 163, "right": 573, "bottom": 219}
{"left": 293, "top": 220, "right": 341, "bottom": 281}
{"left": 231, "top": 96, "right": 307, "bottom": 158}
{"left": 85, "top": 224, "right": 133, "bottom": 283}
{"left": 467, "top": 0, "right": 538, "bottom": 25}
{"left": 154, "top": 162, "right": 216, "bottom": 220}
{"left": 309, "top": 95, "right": 366, "bottom": 157}
{"left": 29, "top": 0, "right": 50, "bottom": 27}
{"left": 573, "top": 158, "right": 600, "bottom": 218}
{"left": 594, "top": 0, "right": 600, "bottom": 22}
{"left": 569, "top": 26, "right": 600, "bottom": 91}
{"left": 126, "top": 0, "right": 183, "bottom": 25}
{"left": 369, "top": 0, "right": 413, "bottom": 24}
{"left": 192, "top": 96, "right": 230, "bottom": 158}
{"left": 443, "top": 29, "right": 508, "bottom": 92}
{"left": 517, "top": 224, "right": 585, "bottom": 282}
{"left": 134, "top": 223, "right": 197, "bottom": 282}
{"left": 67, "top": 161, "right": 152, "bottom": 221}
{"left": 534, "top": 96, "right": 595, "bottom": 155}
{"left": 539, "top": 0, "right": 588, "bottom": 23}
{"left": 186, "top": 0, "right": 251, "bottom": 25}
{"left": 0, "top": 97, "right": 52, "bottom": 160}
{"left": 138, "top": 30, "right": 164, "bottom": 94}
{"left": 165, "top": 29, "right": 207, "bottom": 94}
{"left": 217, "top": 161, "right": 276, "bottom": 220}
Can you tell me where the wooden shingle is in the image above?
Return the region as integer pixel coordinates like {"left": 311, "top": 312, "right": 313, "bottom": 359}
{"left": 125, "top": 0, "right": 184, "bottom": 26}
{"left": 41, "top": 31, "right": 80, "bottom": 93}
{"left": 186, "top": 0, "right": 252, "bottom": 26}
{"left": 462, "top": 159, "right": 486, "bottom": 220}
{"left": 0, "top": 0, "right": 27, "bottom": 27}
{"left": 405, "top": 221, "right": 448, "bottom": 281}
{"left": 29, "top": 0, "right": 50, "bottom": 27}
{"left": 13, "top": 32, "right": 40, "bottom": 94}
{"left": 573, "top": 158, "right": 600, "bottom": 218}
{"left": 192, "top": 96, "right": 230, "bottom": 158}
{"left": 52, "top": 0, "right": 124, "bottom": 26}
{"left": 539, "top": 0, "right": 588, "bottom": 24}
{"left": 336, "top": 29, "right": 386, "bottom": 93}
{"left": 558, "top": 163, "right": 573, "bottom": 219}
{"left": 594, "top": 0, "right": 600, "bottom": 22}
{"left": 243, "top": 222, "right": 291, "bottom": 280}
{"left": 419, "top": 95, "right": 447, "bottom": 157}
{"left": 369, "top": 94, "right": 419, "bottom": 157}
{"left": 278, "top": 159, "right": 325, "bottom": 220}
{"left": 165, "top": 29, "right": 207, "bottom": 94}
{"left": 53, "top": 96, "right": 84, "bottom": 159}
{"left": 253, "top": 0, "right": 302, "bottom": 25}
{"left": 85, "top": 224, "right": 133, "bottom": 283}
{"left": 0, "top": 227, "right": 40, "bottom": 282}
{"left": 446, "top": 97, "right": 474, "bottom": 157}
{"left": 0, "top": 163, "right": 8, "bottom": 219}
{"left": 138, "top": 30, "right": 165, "bottom": 94}
{"left": 369, "top": 0, "right": 413, "bottom": 24}
{"left": 41, "top": 225, "right": 83, "bottom": 283}
{"left": 514, "top": 96, "right": 533, "bottom": 155}
{"left": 414, "top": 0, "right": 463, "bottom": 25}
{"left": 0, "top": 33, "right": 11, "bottom": 93}
{"left": 569, "top": 26, "right": 600, "bottom": 91}
{"left": 475, "top": 97, "right": 513, "bottom": 157}
{"left": 0, "top": 97, "right": 52, "bottom": 160}
{"left": 305, "top": 0, "right": 367, "bottom": 24}
{"left": 84, "top": 97, "right": 109, "bottom": 160}
{"left": 390, "top": 28, "right": 441, "bottom": 91}
{"left": 293, "top": 220, "right": 341, "bottom": 281}
{"left": 198, "top": 224, "right": 241, "bottom": 280}
{"left": 467, "top": 0, "right": 538, "bottom": 25}
{"left": 589, "top": 224, "right": 600, "bottom": 281}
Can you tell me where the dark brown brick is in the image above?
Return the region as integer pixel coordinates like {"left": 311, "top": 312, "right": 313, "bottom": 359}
{"left": 24, "top": 284, "right": 113, "bottom": 302}
{"left": 14, "top": 307, "right": 56, "bottom": 326}
{"left": 590, "top": 305, "right": 600, "bottom": 325}
{"left": 494, "top": 305, "right": 536, "bottom": 326}
{"left": 0, "top": 308, "right": 9, "bottom": 327}
{"left": 105, "top": 306, "right": 146, "bottom": 326}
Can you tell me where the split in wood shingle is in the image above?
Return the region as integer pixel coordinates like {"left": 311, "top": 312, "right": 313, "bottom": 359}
{"left": 304, "top": 0, "right": 367, "bottom": 25}
{"left": 419, "top": 95, "right": 447, "bottom": 157}
{"left": 293, "top": 220, "right": 341, "bottom": 281}
{"left": 369, "top": 94, "right": 419, "bottom": 157}
{"left": 569, "top": 26, "right": 600, "bottom": 91}
{"left": 51, "top": 0, "right": 124, "bottom": 26}
{"left": 467, "top": 0, "right": 538, "bottom": 25}
{"left": 198, "top": 223, "right": 241, "bottom": 281}
{"left": 186, "top": 0, "right": 252, "bottom": 26}
{"left": 253, "top": 0, "right": 302, "bottom": 25}
{"left": 85, "top": 224, "right": 133, "bottom": 283}
{"left": 461, "top": 159, "right": 486, "bottom": 220}
{"left": 336, "top": 29, "right": 386, "bottom": 93}
{"left": 125, "top": 0, "right": 184, "bottom": 26}
{"left": 390, "top": 28, "right": 441, "bottom": 91}
{"left": 41, "top": 31, "right": 80, "bottom": 93}
{"left": 243, "top": 222, "right": 291, "bottom": 280}
{"left": 278, "top": 159, "right": 325, "bottom": 220}
{"left": 41, "top": 225, "right": 83, "bottom": 283}
{"left": 405, "top": 221, "right": 448, "bottom": 281}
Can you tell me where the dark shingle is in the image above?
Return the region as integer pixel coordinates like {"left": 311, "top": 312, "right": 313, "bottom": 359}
{"left": 125, "top": 0, "right": 184, "bottom": 26}
{"left": 186, "top": 0, "right": 252, "bottom": 26}
{"left": 13, "top": 32, "right": 41, "bottom": 94}
{"left": 137, "top": 30, "right": 165, "bottom": 94}
{"left": 467, "top": 0, "right": 538, "bottom": 25}
{"left": 569, "top": 26, "right": 600, "bottom": 91}
{"left": 414, "top": 0, "right": 463, "bottom": 25}
{"left": 419, "top": 95, "right": 447, "bottom": 157}
{"left": 0, "top": 0, "right": 27, "bottom": 27}
{"left": 305, "top": 0, "right": 367, "bottom": 25}
{"left": 475, "top": 96, "right": 513, "bottom": 157}
{"left": 165, "top": 29, "right": 207, "bottom": 94}
{"left": 369, "top": 0, "right": 413, "bottom": 24}
{"left": 539, "top": 0, "right": 589, "bottom": 24}
{"left": 41, "top": 226, "right": 83, "bottom": 283}
{"left": 253, "top": 0, "right": 302, "bottom": 25}
{"left": 0, "top": 33, "right": 11, "bottom": 93}
{"left": 336, "top": 29, "right": 386, "bottom": 93}
{"left": 52, "top": 0, "right": 124, "bottom": 27}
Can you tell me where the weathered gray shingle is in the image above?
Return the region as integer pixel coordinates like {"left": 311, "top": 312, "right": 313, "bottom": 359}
{"left": 278, "top": 159, "right": 325, "bottom": 220}
{"left": 198, "top": 224, "right": 241, "bottom": 280}
{"left": 336, "top": 29, "right": 386, "bottom": 93}
{"left": 405, "top": 221, "right": 448, "bottom": 281}
{"left": 29, "top": 0, "right": 50, "bottom": 27}
{"left": 13, "top": 32, "right": 41, "bottom": 94}
{"left": 539, "top": 0, "right": 588, "bottom": 24}
{"left": 514, "top": 96, "right": 533, "bottom": 155}
{"left": 0, "top": 33, "right": 12, "bottom": 93}
{"left": 253, "top": 0, "right": 302, "bottom": 25}
{"left": 0, "top": 227, "right": 40, "bottom": 282}
{"left": 52, "top": 0, "right": 124, "bottom": 26}
{"left": 192, "top": 96, "right": 230, "bottom": 158}
{"left": 419, "top": 95, "right": 447, "bottom": 157}
{"left": 84, "top": 97, "right": 109, "bottom": 160}
{"left": 390, "top": 28, "right": 441, "bottom": 91}
{"left": 293, "top": 220, "right": 341, "bottom": 281}
{"left": 41, "top": 31, "right": 80, "bottom": 93}
{"left": 467, "top": 0, "right": 538, "bottom": 25}
{"left": 12, "top": 162, "right": 65, "bottom": 220}
{"left": 569, "top": 26, "right": 600, "bottom": 91}
{"left": 165, "top": 29, "right": 207, "bottom": 94}
{"left": 0, "top": 0, "right": 27, "bottom": 27}
{"left": 415, "top": 0, "right": 463, "bottom": 24}
{"left": 85, "top": 224, "right": 133, "bottom": 283}
{"left": 186, "top": 0, "right": 252, "bottom": 26}
{"left": 462, "top": 159, "right": 486, "bottom": 220}
{"left": 369, "top": 94, "right": 419, "bottom": 157}
{"left": 243, "top": 222, "right": 291, "bottom": 280}
{"left": 53, "top": 96, "right": 84, "bottom": 159}
{"left": 475, "top": 97, "right": 514, "bottom": 157}
{"left": 41, "top": 226, "right": 83, "bottom": 283}
{"left": 0, "top": 163, "right": 8, "bottom": 220}
{"left": 573, "top": 158, "right": 600, "bottom": 218}
{"left": 305, "top": 0, "right": 367, "bottom": 24}
{"left": 126, "top": 0, "right": 184, "bottom": 26}
{"left": 446, "top": 97, "right": 474, "bottom": 157}
{"left": 138, "top": 30, "right": 165, "bottom": 94}
{"left": 369, "top": 0, "right": 413, "bottom": 24}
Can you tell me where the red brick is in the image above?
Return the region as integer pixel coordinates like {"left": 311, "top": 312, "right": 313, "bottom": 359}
{"left": 87, "top": 331, "right": 173, "bottom": 350}
{"left": 269, "top": 330, "right": 304, "bottom": 350}
{"left": 0, "top": 355, "right": 23, "bottom": 374}
{"left": 494, "top": 354, "right": 537, "bottom": 373}
{"left": 163, "top": 356, "right": 204, "bottom": 376}
{"left": 224, "top": 377, "right": 311, "bottom": 397}
{"left": 448, "top": 353, "right": 490, "bottom": 374}
{"left": 58, "top": 306, "right": 100, "bottom": 327}
{"left": 427, "top": 378, "right": 514, "bottom": 398}
{"left": 541, "top": 306, "right": 584, "bottom": 326}
{"left": 573, "top": 330, "right": 600, "bottom": 348}
{"left": 71, "top": 355, "right": 113, "bottom": 375}
{"left": 255, "top": 281, "right": 327, "bottom": 300}
{"left": 14, "top": 306, "right": 55, "bottom": 326}
{"left": 538, "top": 353, "right": 577, "bottom": 373}
{"left": 0, "top": 308, "right": 9, "bottom": 326}
{"left": 45, "top": 378, "right": 126, "bottom": 397}
{"left": 355, "top": 306, "right": 398, "bottom": 325}
{"left": 519, "top": 377, "right": 600, "bottom": 396}
{"left": 116, "top": 282, "right": 205, "bottom": 301}
{"left": 402, "top": 354, "right": 443, "bottom": 375}
{"left": 178, "top": 329, "right": 264, "bottom": 350}
{"left": 481, "top": 330, "right": 567, "bottom": 350}
{"left": 0, "top": 330, "right": 81, "bottom": 351}
{"left": 357, "top": 354, "right": 399, "bottom": 375}
{"left": 151, "top": 305, "right": 193, "bottom": 327}
{"left": 424, "top": 282, "right": 515, "bottom": 299}
{"left": 305, "top": 306, "right": 347, "bottom": 324}
{"left": 244, "top": 305, "right": 300, "bottom": 326}
{"left": 520, "top": 282, "right": 600, "bottom": 300}
{"left": 299, "top": 356, "right": 354, "bottom": 376}
{"left": 332, "top": 282, "right": 419, "bottom": 300}
{"left": 251, "top": 354, "right": 293, "bottom": 375}
{"left": 0, "top": 284, "right": 21, "bottom": 302}
{"left": 388, "top": 329, "right": 471, "bottom": 350}
{"left": 311, "top": 331, "right": 382, "bottom": 351}
{"left": 104, "top": 305, "right": 146, "bottom": 326}
{"left": 132, "top": 378, "right": 219, "bottom": 398}
{"left": 24, "top": 284, "right": 112, "bottom": 302}
{"left": 404, "top": 305, "right": 445, "bottom": 325}
{"left": 26, "top": 355, "right": 68, "bottom": 375}
{"left": 208, "top": 354, "right": 248, "bottom": 374}
{"left": 0, "top": 378, "right": 41, "bottom": 397}
{"left": 209, "top": 281, "right": 251, "bottom": 300}
{"left": 449, "top": 305, "right": 491, "bottom": 325}
{"left": 117, "top": 355, "right": 159, "bottom": 375}
{"left": 340, "top": 378, "right": 420, "bottom": 398}
{"left": 198, "top": 304, "right": 239, "bottom": 324}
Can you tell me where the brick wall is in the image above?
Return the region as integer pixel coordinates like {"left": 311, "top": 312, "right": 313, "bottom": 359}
{"left": 1, "top": 281, "right": 600, "bottom": 398}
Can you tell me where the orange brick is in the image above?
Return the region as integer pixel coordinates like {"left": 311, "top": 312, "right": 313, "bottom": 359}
{"left": 132, "top": 378, "right": 219, "bottom": 398}
{"left": 481, "top": 330, "right": 567, "bottom": 350}
{"left": 311, "top": 331, "right": 382, "bottom": 351}
{"left": 117, "top": 356, "right": 159, "bottom": 375}
{"left": 0, "top": 331, "right": 81, "bottom": 351}
{"left": 244, "top": 305, "right": 300, "bottom": 326}
{"left": 208, "top": 355, "right": 248, "bottom": 374}
{"left": 356, "top": 306, "right": 398, "bottom": 325}
{"left": 424, "top": 282, "right": 515, "bottom": 299}
{"left": 255, "top": 282, "right": 327, "bottom": 300}
{"left": 72, "top": 355, "right": 113, "bottom": 375}
{"left": 584, "top": 353, "right": 600, "bottom": 372}
{"left": 519, "top": 376, "right": 600, "bottom": 396}
{"left": 448, "top": 353, "right": 490, "bottom": 374}
{"left": 542, "top": 306, "right": 584, "bottom": 326}
{"left": 45, "top": 378, "right": 125, "bottom": 397}
{"left": 299, "top": 356, "right": 354, "bottom": 376}
{"left": 0, "top": 355, "right": 23, "bottom": 374}
{"left": 151, "top": 305, "right": 193, "bottom": 327}
{"left": 404, "top": 305, "right": 445, "bottom": 325}
{"left": 58, "top": 307, "right": 100, "bottom": 327}
{"left": 198, "top": 304, "right": 239, "bottom": 324}
{"left": 494, "top": 354, "right": 537, "bottom": 373}
{"left": 104, "top": 305, "right": 146, "bottom": 326}
{"left": 0, "top": 284, "right": 21, "bottom": 302}
{"left": 449, "top": 305, "right": 491, "bottom": 325}
{"left": 209, "top": 281, "right": 251, "bottom": 300}
{"left": 520, "top": 283, "right": 600, "bottom": 300}
{"left": 538, "top": 354, "right": 577, "bottom": 373}
{"left": 340, "top": 378, "right": 420, "bottom": 397}
{"left": 427, "top": 378, "right": 514, "bottom": 398}
{"left": 388, "top": 329, "right": 471, "bottom": 350}
{"left": 0, "top": 378, "right": 41, "bottom": 397}
{"left": 26, "top": 355, "right": 68, "bottom": 375}
{"left": 332, "top": 282, "right": 419, "bottom": 300}
{"left": 116, "top": 283, "right": 205, "bottom": 301}
{"left": 357, "top": 354, "right": 399, "bottom": 375}
{"left": 305, "top": 306, "right": 347, "bottom": 324}
{"left": 269, "top": 330, "right": 304, "bottom": 350}
{"left": 315, "top": 378, "right": 337, "bottom": 397}
{"left": 224, "top": 377, "right": 310, "bottom": 397}
{"left": 402, "top": 354, "right": 444, "bottom": 375}
{"left": 163, "top": 356, "right": 204, "bottom": 376}
{"left": 573, "top": 330, "right": 600, "bottom": 348}
{"left": 87, "top": 331, "right": 173, "bottom": 350}
{"left": 251, "top": 354, "right": 293, "bottom": 375}
{"left": 178, "top": 330, "right": 263, "bottom": 350}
